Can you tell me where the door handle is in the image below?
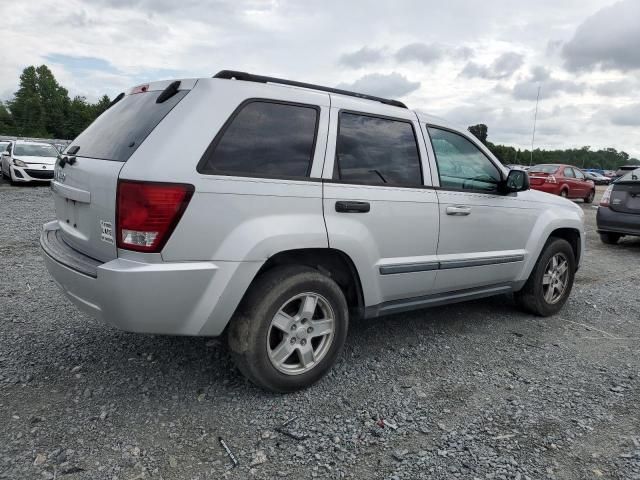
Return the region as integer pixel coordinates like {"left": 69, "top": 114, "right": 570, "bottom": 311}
{"left": 335, "top": 201, "right": 370, "bottom": 213}
{"left": 446, "top": 205, "right": 471, "bottom": 216}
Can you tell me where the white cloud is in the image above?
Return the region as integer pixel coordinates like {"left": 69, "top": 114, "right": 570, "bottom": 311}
{"left": 0, "top": 0, "right": 637, "bottom": 157}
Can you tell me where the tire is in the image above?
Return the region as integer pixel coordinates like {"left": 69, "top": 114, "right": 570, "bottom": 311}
{"left": 599, "top": 232, "right": 621, "bottom": 245}
{"left": 514, "top": 238, "right": 576, "bottom": 317}
{"left": 228, "top": 265, "right": 349, "bottom": 393}
{"left": 584, "top": 190, "right": 595, "bottom": 204}
{"left": 560, "top": 189, "right": 568, "bottom": 198}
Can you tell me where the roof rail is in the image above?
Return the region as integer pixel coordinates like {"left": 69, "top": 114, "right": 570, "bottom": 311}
{"left": 213, "top": 70, "right": 408, "bottom": 109}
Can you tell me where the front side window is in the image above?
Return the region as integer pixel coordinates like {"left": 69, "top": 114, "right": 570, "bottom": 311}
{"left": 199, "top": 101, "right": 318, "bottom": 178}
{"left": 574, "top": 169, "right": 585, "bottom": 180}
{"left": 428, "top": 127, "right": 501, "bottom": 192}
{"left": 334, "top": 113, "right": 422, "bottom": 186}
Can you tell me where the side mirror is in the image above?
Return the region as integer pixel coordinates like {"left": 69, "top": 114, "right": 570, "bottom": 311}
{"left": 501, "top": 169, "right": 529, "bottom": 194}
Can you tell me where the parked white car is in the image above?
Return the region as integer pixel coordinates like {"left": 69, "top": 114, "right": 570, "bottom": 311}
{"left": 41, "top": 71, "right": 585, "bottom": 392}
{"left": 1, "top": 140, "right": 59, "bottom": 184}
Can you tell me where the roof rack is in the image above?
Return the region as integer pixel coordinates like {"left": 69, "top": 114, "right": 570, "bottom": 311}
{"left": 213, "top": 70, "right": 408, "bottom": 109}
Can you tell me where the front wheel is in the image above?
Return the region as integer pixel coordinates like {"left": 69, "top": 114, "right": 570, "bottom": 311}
{"left": 228, "top": 265, "right": 348, "bottom": 393}
{"left": 515, "top": 238, "right": 576, "bottom": 316}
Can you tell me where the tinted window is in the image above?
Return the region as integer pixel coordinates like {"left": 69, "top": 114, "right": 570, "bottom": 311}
{"left": 68, "top": 90, "right": 188, "bottom": 162}
{"left": 428, "top": 127, "right": 501, "bottom": 192}
{"left": 200, "top": 101, "right": 318, "bottom": 178}
{"left": 564, "top": 167, "right": 575, "bottom": 178}
{"left": 334, "top": 113, "right": 422, "bottom": 186}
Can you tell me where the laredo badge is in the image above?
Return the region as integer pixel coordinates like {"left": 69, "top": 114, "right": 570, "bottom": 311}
{"left": 100, "top": 220, "right": 114, "bottom": 244}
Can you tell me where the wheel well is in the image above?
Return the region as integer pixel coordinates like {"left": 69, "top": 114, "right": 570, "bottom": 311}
{"left": 549, "top": 228, "right": 581, "bottom": 264}
{"left": 256, "top": 249, "right": 365, "bottom": 316}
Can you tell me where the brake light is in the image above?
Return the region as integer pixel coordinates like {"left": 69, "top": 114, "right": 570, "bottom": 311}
{"left": 130, "top": 84, "right": 149, "bottom": 94}
{"left": 116, "top": 180, "right": 194, "bottom": 253}
{"left": 599, "top": 185, "right": 613, "bottom": 207}
{"left": 546, "top": 175, "right": 557, "bottom": 184}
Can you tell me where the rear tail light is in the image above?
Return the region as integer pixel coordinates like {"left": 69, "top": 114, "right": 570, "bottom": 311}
{"left": 116, "top": 180, "right": 194, "bottom": 253}
{"left": 599, "top": 185, "right": 613, "bottom": 207}
{"left": 546, "top": 175, "right": 557, "bottom": 184}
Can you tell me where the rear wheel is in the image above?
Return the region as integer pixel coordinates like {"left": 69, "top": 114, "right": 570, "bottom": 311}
{"left": 599, "top": 232, "right": 621, "bottom": 245}
{"left": 515, "top": 238, "right": 575, "bottom": 316}
{"left": 560, "top": 189, "right": 568, "bottom": 198}
{"left": 584, "top": 189, "right": 595, "bottom": 204}
{"left": 228, "top": 265, "right": 348, "bottom": 393}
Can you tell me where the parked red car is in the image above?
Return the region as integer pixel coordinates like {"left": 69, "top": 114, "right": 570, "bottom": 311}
{"left": 528, "top": 164, "right": 596, "bottom": 203}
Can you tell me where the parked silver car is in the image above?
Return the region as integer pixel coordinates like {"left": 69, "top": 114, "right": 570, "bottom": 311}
{"left": 41, "top": 71, "right": 585, "bottom": 392}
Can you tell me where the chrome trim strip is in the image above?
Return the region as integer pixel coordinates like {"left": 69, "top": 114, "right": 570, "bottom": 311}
{"left": 379, "top": 254, "right": 525, "bottom": 275}
{"left": 379, "top": 262, "right": 439, "bottom": 275}
{"left": 439, "top": 254, "right": 525, "bottom": 270}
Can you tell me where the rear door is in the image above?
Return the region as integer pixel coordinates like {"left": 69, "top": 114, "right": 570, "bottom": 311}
{"left": 322, "top": 98, "right": 439, "bottom": 307}
{"left": 52, "top": 80, "right": 194, "bottom": 262}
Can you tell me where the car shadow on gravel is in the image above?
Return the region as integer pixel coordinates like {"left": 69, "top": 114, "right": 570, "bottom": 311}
{"left": 12, "top": 293, "right": 532, "bottom": 400}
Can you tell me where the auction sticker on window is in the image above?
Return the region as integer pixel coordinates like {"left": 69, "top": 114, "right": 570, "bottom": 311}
{"left": 100, "top": 220, "right": 114, "bottom": 244}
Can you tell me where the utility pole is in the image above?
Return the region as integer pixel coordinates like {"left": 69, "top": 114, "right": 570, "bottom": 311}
{"left": 530, "top": 85, "right": 541, "bottom": 166}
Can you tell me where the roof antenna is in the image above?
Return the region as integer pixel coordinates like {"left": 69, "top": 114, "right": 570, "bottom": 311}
{"left": 529, "top": 84, "right": 541, "bottom": 166}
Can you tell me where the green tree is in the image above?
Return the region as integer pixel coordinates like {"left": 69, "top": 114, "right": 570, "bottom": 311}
{"left": 8, "top": 66, "right": 47, "bottom": 137}
{"left": 93, "top": 94, "right": 111, "bottom": 118}
{"left": 64, "top": 96, "right": 95, "bottom": 138}
{"left": 35, "top": 65, "right": 69, "bottom": 138}
{"left": 0, "top": 101, "right": 15, "bottom": 135}
{"left": 468, "top": 124, "right": 488, "bottom": 145}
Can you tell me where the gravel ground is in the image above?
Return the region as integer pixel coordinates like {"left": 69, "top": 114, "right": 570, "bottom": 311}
{"left": 0, "top": 181, "right": 639, "bottom": 480}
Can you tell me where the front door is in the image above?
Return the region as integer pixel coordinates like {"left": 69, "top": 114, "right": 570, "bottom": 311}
{"left": 423, "top": 125, "right": 537, "bottom": 294}
{"left": 322, "top": 98, "right": 439, "bottom": 308}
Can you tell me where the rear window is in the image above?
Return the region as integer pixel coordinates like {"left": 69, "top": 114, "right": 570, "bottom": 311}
{"left": 618, "top": 168, "right": 640, "bottom": 182}
{"left": 530, "top": 165, "right": 559, "bottom": 174}
{"left": 67, "top": 90, "right": 188, "bottom": 162}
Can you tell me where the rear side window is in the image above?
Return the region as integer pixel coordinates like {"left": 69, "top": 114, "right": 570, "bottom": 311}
{"left": 619, "top": 168, "right": 640, "bottom": 182}
{"left": 199, "top": 101, "right": 318, "bottom": 178}
{"left": 334, "top": 113, "right": 422, "bottom": 186}
{"left": 67, "top": 90, "right": 188, "bottom": 162}
{"left": 564, "top": 167, "right": 575, "bottom": 178}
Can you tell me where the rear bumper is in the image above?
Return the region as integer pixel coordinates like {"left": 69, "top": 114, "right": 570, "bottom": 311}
{"left": 596, "top": 206, "right": 640, "bottom": 236}
{"left": 40, "top": 221, "right": 261, "bottom": 336}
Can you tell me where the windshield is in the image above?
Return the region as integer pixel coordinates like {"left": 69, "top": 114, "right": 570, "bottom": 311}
{"left": 618, "top": 168, "right": 640, "bottom": 182}
{"left": 530, "top": 164, "right": 559, "bottom": 174}
{"left": 14, "top": 144, "right": 59, "bottom": 157}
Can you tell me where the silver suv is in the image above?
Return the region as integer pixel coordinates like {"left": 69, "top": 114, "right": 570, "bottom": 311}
{"left": 41, "top": 71, "right": 585, "bottom": 392}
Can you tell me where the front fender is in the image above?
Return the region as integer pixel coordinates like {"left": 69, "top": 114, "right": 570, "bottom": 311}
{"left": 516, "top": 205, "right": 585, "bottom": 283}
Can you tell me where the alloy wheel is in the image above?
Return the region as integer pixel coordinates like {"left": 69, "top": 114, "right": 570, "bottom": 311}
{"left": 267, "top": 292, "right": 335, "bottom": 375}
{"left": 542, "top": 253, "right": 569, "bottom": 304}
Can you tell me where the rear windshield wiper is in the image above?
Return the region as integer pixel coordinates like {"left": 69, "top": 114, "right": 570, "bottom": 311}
{"left": 156, "top": 81, "right": 181, "bottom": 104}
{"left": 108, "top": 92, "right": 125, "bottom": 109}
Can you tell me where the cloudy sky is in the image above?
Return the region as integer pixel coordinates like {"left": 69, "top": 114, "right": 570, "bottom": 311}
{"left": 1, "top": 0, "right": 639, "bottom": 158}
